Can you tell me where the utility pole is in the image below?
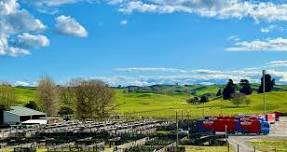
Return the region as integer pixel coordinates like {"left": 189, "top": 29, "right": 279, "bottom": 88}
{"left": 202, "top": 102, "right": 205, "bottom": 118}
{"left": 263, "top": 70, "right": 266, "bottom": 115}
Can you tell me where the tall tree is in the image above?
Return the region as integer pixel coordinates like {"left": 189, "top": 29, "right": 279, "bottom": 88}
{"left": 239, "top": 79, "right": 252, "bottom": 95}
{"left": 70, "top": 79, "right": 114, "bottom": 120}
{"left": 222, "top": 79, "right": 236, "bottom": 100}
{"left": 258, "top": 74, "right": 275, "bottom": 93}
{"left": 0, "top": 84, "right": 16, "bottom": 110}
{"left": 37, "top": 76, "right": 57, "bottom": 117}
{"left": 216, "top": 89, "right": 222, "bottom": 97}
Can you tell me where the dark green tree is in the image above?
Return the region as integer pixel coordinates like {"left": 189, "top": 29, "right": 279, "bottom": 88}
{"left": 222, "top": 79, "right": 236, "bottom": 100}
{"left": 200, "top": 95, "right": 209, "bottom": 103}
{"left": 239, "top": 79, "right": 252, "bottom": 95}
{"left": 216, "top": 89, "right": 222, "bottom": 96}
{"left": 25, "top": 101, "right": 39, "bottom": 110}
{"left": 258, "top": 74, "right": 275, "bottom": 93}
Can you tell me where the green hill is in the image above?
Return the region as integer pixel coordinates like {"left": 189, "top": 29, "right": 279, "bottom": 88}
{"left": 13, "top": 85, "right": 287, "bottom": 119}
{"left": 115, "top": 89, "right": 287, "bottom": 119}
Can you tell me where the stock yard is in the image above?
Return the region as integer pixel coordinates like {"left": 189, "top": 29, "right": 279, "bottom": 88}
{"left": 0, "top": 119, "right": 185, "bottom": 152}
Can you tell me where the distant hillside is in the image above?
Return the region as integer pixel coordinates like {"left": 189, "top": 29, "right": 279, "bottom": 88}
{"left": 14, "top": 86, "right": 36, "bottom": 105}
{"left": 13, "top": 85, "right": 287, "bottom": 119}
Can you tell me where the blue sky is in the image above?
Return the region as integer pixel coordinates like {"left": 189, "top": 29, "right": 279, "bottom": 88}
{"left": 1, "top": 0, "right": 287, "bottom": 86}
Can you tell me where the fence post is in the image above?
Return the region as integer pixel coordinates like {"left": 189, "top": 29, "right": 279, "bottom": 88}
{"left": 274, "top": 147, "right": 277, "bottom": 152}
{"left": 254, "top": 146, "right": 256, "bottom": 152}
{"left": 237, "top": 144, "right": 239, "bottom": 152}
{"left": 227, "top": 142, "right": 230, "bottom": 152}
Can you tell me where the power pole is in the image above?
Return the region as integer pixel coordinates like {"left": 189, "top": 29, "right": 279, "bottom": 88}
{"left": 263, "top": 70, "right": 266, "bottom": 115}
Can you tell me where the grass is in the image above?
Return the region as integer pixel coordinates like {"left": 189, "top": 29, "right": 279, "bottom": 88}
{"left": 14, "top": 87, "right": 36, "bottom": 105}
{"left": 114, "top": 89, "right": 287, "bottom": 119}
{"left": 185, "top": 145, "right": 228, "bottom": 152}
{"left": 13, "top": 86, "right": 287, "bottom": 119}
{"left": 249, "top": 139, "right": 287, "bottom": 152}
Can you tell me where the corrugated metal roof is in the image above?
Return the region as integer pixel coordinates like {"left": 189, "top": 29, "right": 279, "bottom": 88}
{"left": 6, "top": 106, "right": 46, "bottom": 116}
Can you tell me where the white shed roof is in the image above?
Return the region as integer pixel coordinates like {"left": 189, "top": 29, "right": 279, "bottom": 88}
{"left": 6, "top": 106, "right": 46, "bottom": 116}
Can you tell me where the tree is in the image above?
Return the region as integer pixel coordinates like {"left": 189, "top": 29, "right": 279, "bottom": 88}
{"left": 239, "top": 79, "right": 252, "bottom": 95}
{"left": 231, "top": 93, "right": 245, "bottom": 107}
{"left": 200, "top": 95, "right": 208, "bottom": 103}
{"left": 222, "top": 79, "right": 236, "bottom": 100}
{"left": 37, "top": 76, "right": 57, "bottom": 117}
{"left": 58, "top": 86, "right": 74, "bottom": 110}
{"left": 216, "top": 89, "right": 222, "bottom": 97}
{"left": 58, "top": 106, "right": 73, "bottom": 121}
{"left": 186, "top": 97, "right": 200, "bottom": 104}
{"left": 25, "top": 101, "right": 39, "bottom": 110}
{"left": 258, "top": 74, "right": 275, "bottom": 93}
{"left": 69, "top": 79, "right": 114, "bottom": 120}
{"left": 0, "top": 84, "right": 16, "bottom": 110}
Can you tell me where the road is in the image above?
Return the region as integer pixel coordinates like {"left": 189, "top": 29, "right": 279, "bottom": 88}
{"left": 228, "top": 117, "right": 287, "bottom": 152}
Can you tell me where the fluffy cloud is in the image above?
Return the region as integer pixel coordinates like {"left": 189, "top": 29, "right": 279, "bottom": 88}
{"left": 0, "top": 0, "right": 47, "bottom": 57}
{"left": 109, "top": 0, "right": 287, "bottom": 22}
{"left": 55, "top": 15, "right": 88, "bottom": 38}
{"left": 16, "top": 33, "right": 49, "bottom": 49}
{"left": 226, "top": 37, "right": 287, "bottom": 52}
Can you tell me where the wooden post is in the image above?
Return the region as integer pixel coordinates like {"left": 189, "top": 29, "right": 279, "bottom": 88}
{"left": 237, "top": 144, "right": 239, "bottom": 152}
{"left": 254, "top": 146, "right": 256, "bottom": 152}
{"left": 227, "top": 142, "right": 229, "bottom": 152}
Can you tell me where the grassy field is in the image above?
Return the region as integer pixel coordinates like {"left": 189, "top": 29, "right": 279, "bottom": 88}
{"left": 114, "top": 89, "right": 287, "bottom": 119}
{"left": 249, "top": 139, "right": 287, "bottom": 152}
{"left": 185, "top": 145, "right": 228, "bottom": 152}
{"left": 13, "top": 86, "right": 287, "bottom": 119}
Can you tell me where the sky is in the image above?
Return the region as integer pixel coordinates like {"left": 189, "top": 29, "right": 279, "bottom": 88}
{"left": 1, "top": 0, "right": 287, "bottom": 86}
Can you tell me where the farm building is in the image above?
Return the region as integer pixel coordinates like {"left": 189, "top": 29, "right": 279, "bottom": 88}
{"left": 3, "top": 106, "right": 46, "bottom": 125}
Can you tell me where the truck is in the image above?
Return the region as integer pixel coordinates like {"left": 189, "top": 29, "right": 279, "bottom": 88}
{"left": 195, "top": 115, "right": 270, "bottom": 135}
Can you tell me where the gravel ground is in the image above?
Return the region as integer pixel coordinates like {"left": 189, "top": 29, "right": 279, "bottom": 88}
{"left": 228, "top": 117, "right": 287, "bottom": 152}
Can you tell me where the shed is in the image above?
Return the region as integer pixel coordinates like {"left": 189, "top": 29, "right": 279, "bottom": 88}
{"left": 4, "top": 106, "right": 46, "bottom": 125}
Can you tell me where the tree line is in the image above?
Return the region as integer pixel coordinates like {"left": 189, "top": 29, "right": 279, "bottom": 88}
{"left": 221, "top": 74, "right": 275, "bottom": 100}
{"left": 0, "top": 76, "right": 114, "bottom": 121}
{"left": 187, "top": 74, "right": 275, "bottom": 106}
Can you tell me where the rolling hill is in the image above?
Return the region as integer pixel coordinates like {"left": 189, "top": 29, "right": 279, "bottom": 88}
{"left": 13, "top": 85, "right": 287, "bottom": 119}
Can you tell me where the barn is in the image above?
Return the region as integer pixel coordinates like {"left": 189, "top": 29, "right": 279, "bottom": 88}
{"left": 3, "top": 106, "right": 46, "bottom": 125}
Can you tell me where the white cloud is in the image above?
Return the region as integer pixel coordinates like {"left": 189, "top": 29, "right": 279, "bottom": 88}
{"left": 227, "top": 35, "right": 240, "bottom": 41}
{"left": 55, "top": 15, "right": 88, "bottom": 38}
{"left": 115, "top": 67, "right": 187, "bottom": 73}
{"left": 260, "top": 25, "right": 284, "bottom": 33}
{"left": 120, "top": 20, "right": 128, "bottom": 25}
{"left": 226, "top": 37, "right": 287, "bottom": 52}
{"left": 16, "top": 33, "right": 49, "bottom": 49}
{"left": 109, "top": 0, "right": 287, "bottom": 22}
{"left": 0, "top": 0, "right": 47, "bottom": 57}
{"left": 6, "top": 47, "right": 30, "bottom": 57}
{"left": 14, "top": 81, "right": 31, "bottom": 87}
{"left": 26, "top": 0, "right": 79, "bottom": 7}
{"left": 268, "top": 60, "right": 287, "bottom": 68}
